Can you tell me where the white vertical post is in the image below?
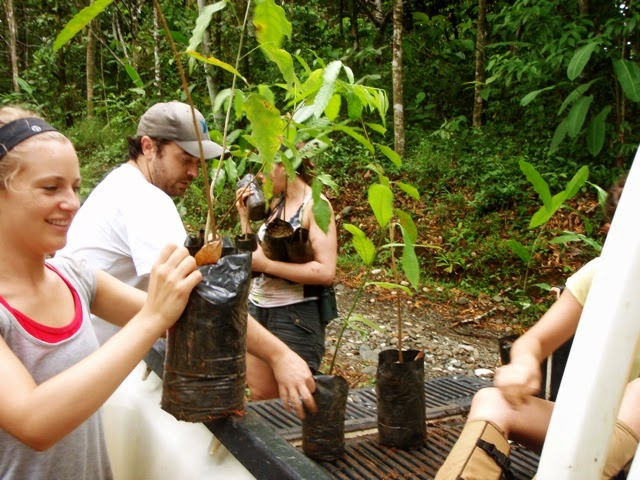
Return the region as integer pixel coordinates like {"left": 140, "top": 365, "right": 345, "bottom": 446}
{"left": 536, "top": 149, "right": 640, "bottom": 479}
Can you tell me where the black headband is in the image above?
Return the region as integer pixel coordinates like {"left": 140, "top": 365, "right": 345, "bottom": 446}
{"left": 0, "top": 118, "right": 59, "bottom": 159}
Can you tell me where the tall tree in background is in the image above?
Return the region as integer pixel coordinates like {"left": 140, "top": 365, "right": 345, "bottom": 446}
{"left": 392, "top": 0, "right": 405, "bottom": 155}
{"left": 472, "top": 0, "right": 486, "bottom": 127}
{"left": 5, "top": 0, "right": 19, "bottom": 93}
{"left": 86, "top": 20, "right": 96, "bottom": 117}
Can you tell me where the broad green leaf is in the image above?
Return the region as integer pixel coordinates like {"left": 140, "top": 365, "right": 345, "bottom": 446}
{"left": 324, "top": 94, "right": 341, "bottom": 121}
{"left": 396, "top": 182, "right": 420, "bottom": 200}
{"left": 365, "top": 122, "right": 386, "bottom": 135}
{"left": 223, "top": 158, "right": 237, "bottom": 183}
{"left": 344, "top": 223, "right": 376, "bottom": 265}
{"left": 564, "top": 165, "right": 589, "bottom": 200}
{"left": 506, "top": 239, "right": 531, "bottom": 263}
{"left": 587, "top": 181, "right": 608, "bottom": 206}
{"left": 313, "top": 60, "right": 342, "bottom": 118}
{"left": 558, "top": 80, "right": 598, "bottom": 115}
{"left": 330, "top": 125, "right": 374, "bottom": 153}
{"left": 233, "top": 90, "right": 246, "bottom": 120}
{"left": 549, "top": 118, "right": 568, "bottom": 155}
{"left": 16, "top": 78, "right": 33, "bottom": 94}
{"left": 586, "top": 106, "right": 611, "bottom": 156}
{"left": 253, "top": 0, "right": 291, "bottom": 48}
{"left": 366, "top": 282, "right": 413, "bottom": 295}
{"left": 368, "top": 183, "right": 394, "bottom": 229}
{"left": 346, "top": 91, "right": 363, "bottom": 120}
{"left": 550, "top": 232, "right": 602, "bottom": 252}
{"left": 244, "top": 93, "right": 283, "bottom": 165}
{"left": 53, "top": 0, "right": 115, "bottom": 52}
{"left": 188, "top": 1, "right": 227, "bottom": 52}
{"left": 347, "top": 314, "right": 384, "bottom": 332}
{"left": 342, "top": 64, "right": 355, "bottom": 84}
{"left": 187, "top": 51, "right": 245, "bottom": 81}
{"left": 124, "top": 63, "right": 143, "bottom": 89}
{"left": 520, "top": 86, "right": 555, "bottom": 106}
{"left": 259, "top": 44, "right": 297, "bottom": 85}
{"left": 529, "top": 203, "right": 556, "bottom": 229}
{"left": 613, "top": 59, "right": 640, "bottom": 102}
{"left": 402, "top": 243, "right": 420, "bottom": 289}
{"left": 566, "top": 95, "right": 593, "bottom": 138}
{"left": 519, "top": 159, "right": 552, "bottom": 208}
{"left": 567, "top": 42, "right": 597, "bottom": 81}
{"left": 294, "top": 54, "right": 311, "bottom": 75}
{"left": 397, "top": 210, "right": 418, "bottom": 243}
{"left": 376, "top": 144, "right": 402, "bottom": 168}
{"left": 311, "top": 179, "right": 331, "bottom": 234}
{"left": 315, "top": 173, "right": 339, "bottom": 193}
{"left": 213, "top": 88, "right": 231, "bottom": 114}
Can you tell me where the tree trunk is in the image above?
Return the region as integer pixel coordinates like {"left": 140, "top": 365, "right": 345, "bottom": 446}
{"left": 472, "top": 0, "right": 486, "bottom": 128}
{"left": 392, "top": 0, "right": 405, "bottom": 156}
{"left": 348, "top": 0, "right": 360, "bottom": 50}
{"left": 197, "top": 0, "right": 223, "bottom": 128}
{"left": 6, "top": 0, "right": 19, "bottom": 93}
{"left": 86, "top": 21, "right": 97, "bottom": 118}
{"left": 153, "top": 5, "right": 162, "bottom": 97}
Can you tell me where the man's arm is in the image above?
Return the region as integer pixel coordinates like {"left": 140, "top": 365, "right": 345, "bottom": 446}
{"left": 246, "top": 315, "right": 318, "bottom": 418}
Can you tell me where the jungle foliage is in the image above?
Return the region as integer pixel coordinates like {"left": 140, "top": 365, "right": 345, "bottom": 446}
{"left": 1, "top": 0, "right": 637, "bottom": 321}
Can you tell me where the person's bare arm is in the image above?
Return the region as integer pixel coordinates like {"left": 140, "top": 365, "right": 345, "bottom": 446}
{"left": 0, "top": 245, "right": 201, "bottom": 451}
{"left": 495, "top": 289, "right": 583, "bottom": 406}
{"left": 251, "top": 198, "right": 337, "bottom": 285}
{"left": 246, "top": 315, "right": 317, "bottom": 418}
{"left": 90, "top": 270, "right": 146, "bottom": 327}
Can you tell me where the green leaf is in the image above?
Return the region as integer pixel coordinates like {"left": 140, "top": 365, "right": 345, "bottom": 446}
{"left": 550, "top": 232, "right": 602, "bottom": 252}
{"left": 244, "top": 93, "right": 283, "bottom": 165}
{"left": 529, "top": 206, "right": 554, "bottom": 229}
{"left": 330, "top": 125, "right": 374, "bottom": 153}
{"left": 324, "top": 94, "right": 341, "bottom": 121}
{"left": 564, "top": 165, "right": 589, "bottom": 200}
{"left": 566, "top": 95, "right": 593, "bottom": 138}
{"left": 366, "top": 281, "right": 413, "bottom": 295}
{"left": 506, "top": 239, "right": 531, "bottom": 263}
{"left": 344, "top": 223, "right": 376, "bottom": 265}
{"left": 586, "top": 106, "right": 611, "bottom": 156}
{"left": 520, "top": 86, "right": 555, "bottom": 106}
{"left": 396, "top": 182, "right": 420, "bottom": 200}
{"left": 613, "top": 59, "right": 640, "bottom": 102}
{"left": 346, "top": 91, "right": 363, "bottom": 120}
{"left": 253, "top": 0, "right": 291, "bottom": 48}
{"left": 376, "top": 144, "right": 402, "bottom": 168}
{"left": 188, "top": 1, "right": 227, "bottom": 52}
{"left": 311, "top": 179, "right": 331, "bottom": 234}
{"left": 587, "top": 181, "right": 608, "bottom": 207}
{"left": 567, "top": 42, "right": 597, "bottom": 81}
{"left": 186, "top": 51, "right": 245, "bottom": 81}
{"left": 53, "top": 0, "right": 115, "bottom": 52}
{"left": 342, "top": 64, "right": 355, "bottom": 84}
{"left": 368, "top": 183, "right": 394, "bottom": 229}
{"left": 347, "top": 314, "right": 384, "bottom": 332}
{"left": 313, "top": 60, "right": 342, "bottom": 118}
{"left": 558, "top": 80, "right": 598, "bottom": 115}
{"left": 213, "top": 88, "right": 231, "bottom": 114}
{"left": 16, "top": 77, "right": 33, "bottom": 94}
{"left": 549, "top": 118, "right": 568, "bottom": 155}
{"left": 365, "top": 122, "right": 387, "bottom": 135}
{"left": 519, "top": 159, "right": 552, "bottom": 208}
{"left": 402, "top": 243, "right": 420, "bottom": 289}
{"left": 315, "top": 173, "right": 339, "bottom": 193}
{"left": 259, "top": 44, "right": 297, "bottom": 86}
{"left": 397, "top": 210, "right": 418, "bottom": 243}
{"left": 124, "top": 63, "right": 143, "bottom": 89}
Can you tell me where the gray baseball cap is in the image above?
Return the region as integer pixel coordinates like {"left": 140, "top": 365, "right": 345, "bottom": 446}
{"left": 137, "top": 101, "right": 227, "bottom": 159}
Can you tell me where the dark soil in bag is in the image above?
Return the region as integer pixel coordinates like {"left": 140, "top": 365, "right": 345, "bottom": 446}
{"left": 376, "top": 349, "right": 426, "bottom": 449}
{"left": 286, "top": 227, "right": 314, "bottom": 263}
{"left": 161, "top": 246, "right": 252, "bottom": 422}
{"left": 261, "top": 217, "right": 293, "bottom": 262}
{"left": 302, "top": 375, "right": 349, "bottom": 461}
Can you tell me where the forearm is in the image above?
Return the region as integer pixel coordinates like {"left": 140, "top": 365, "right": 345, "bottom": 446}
{"left": 247, "top": 314, "right": 288, "bottom": 362}
{"left": 7, "top": 313, "right": 162, "bottom": 450}
{"left": 259, "top": 258, "right": 335, "bottom": 285}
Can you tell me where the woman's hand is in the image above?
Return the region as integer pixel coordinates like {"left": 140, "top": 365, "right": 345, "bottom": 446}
{"left": 140, "top": 244, "right": 202, "bottom": 332}
{"left": 494, "top": 356, "right": 541, "bottom": 408}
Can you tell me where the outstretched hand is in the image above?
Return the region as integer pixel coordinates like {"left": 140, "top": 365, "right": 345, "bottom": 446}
{"left": 141, "top": 244, "right": 202, "bottom": 332}
{"left": 272, "top": 350, "right": 317, "bottom": 419}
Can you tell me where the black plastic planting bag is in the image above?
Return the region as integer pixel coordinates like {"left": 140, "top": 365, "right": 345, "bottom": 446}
{"left": 302, "top": 375, "right": 349, "bottom": 461}
{"left": 286, "top": 227, "right": 314, "bottom": 263}
{"left": 161, "top": 245, "right": 252, "bottom": 422}
{"left": 261, "top": 217, "right": 293, "bottom": 262}
{"left": 376, "top": 349, "right": 426, "bottom": 449}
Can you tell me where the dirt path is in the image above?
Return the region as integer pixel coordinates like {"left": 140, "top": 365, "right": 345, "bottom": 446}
{"left": 321, "top": 281, "right": 522, "bottom": 388}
